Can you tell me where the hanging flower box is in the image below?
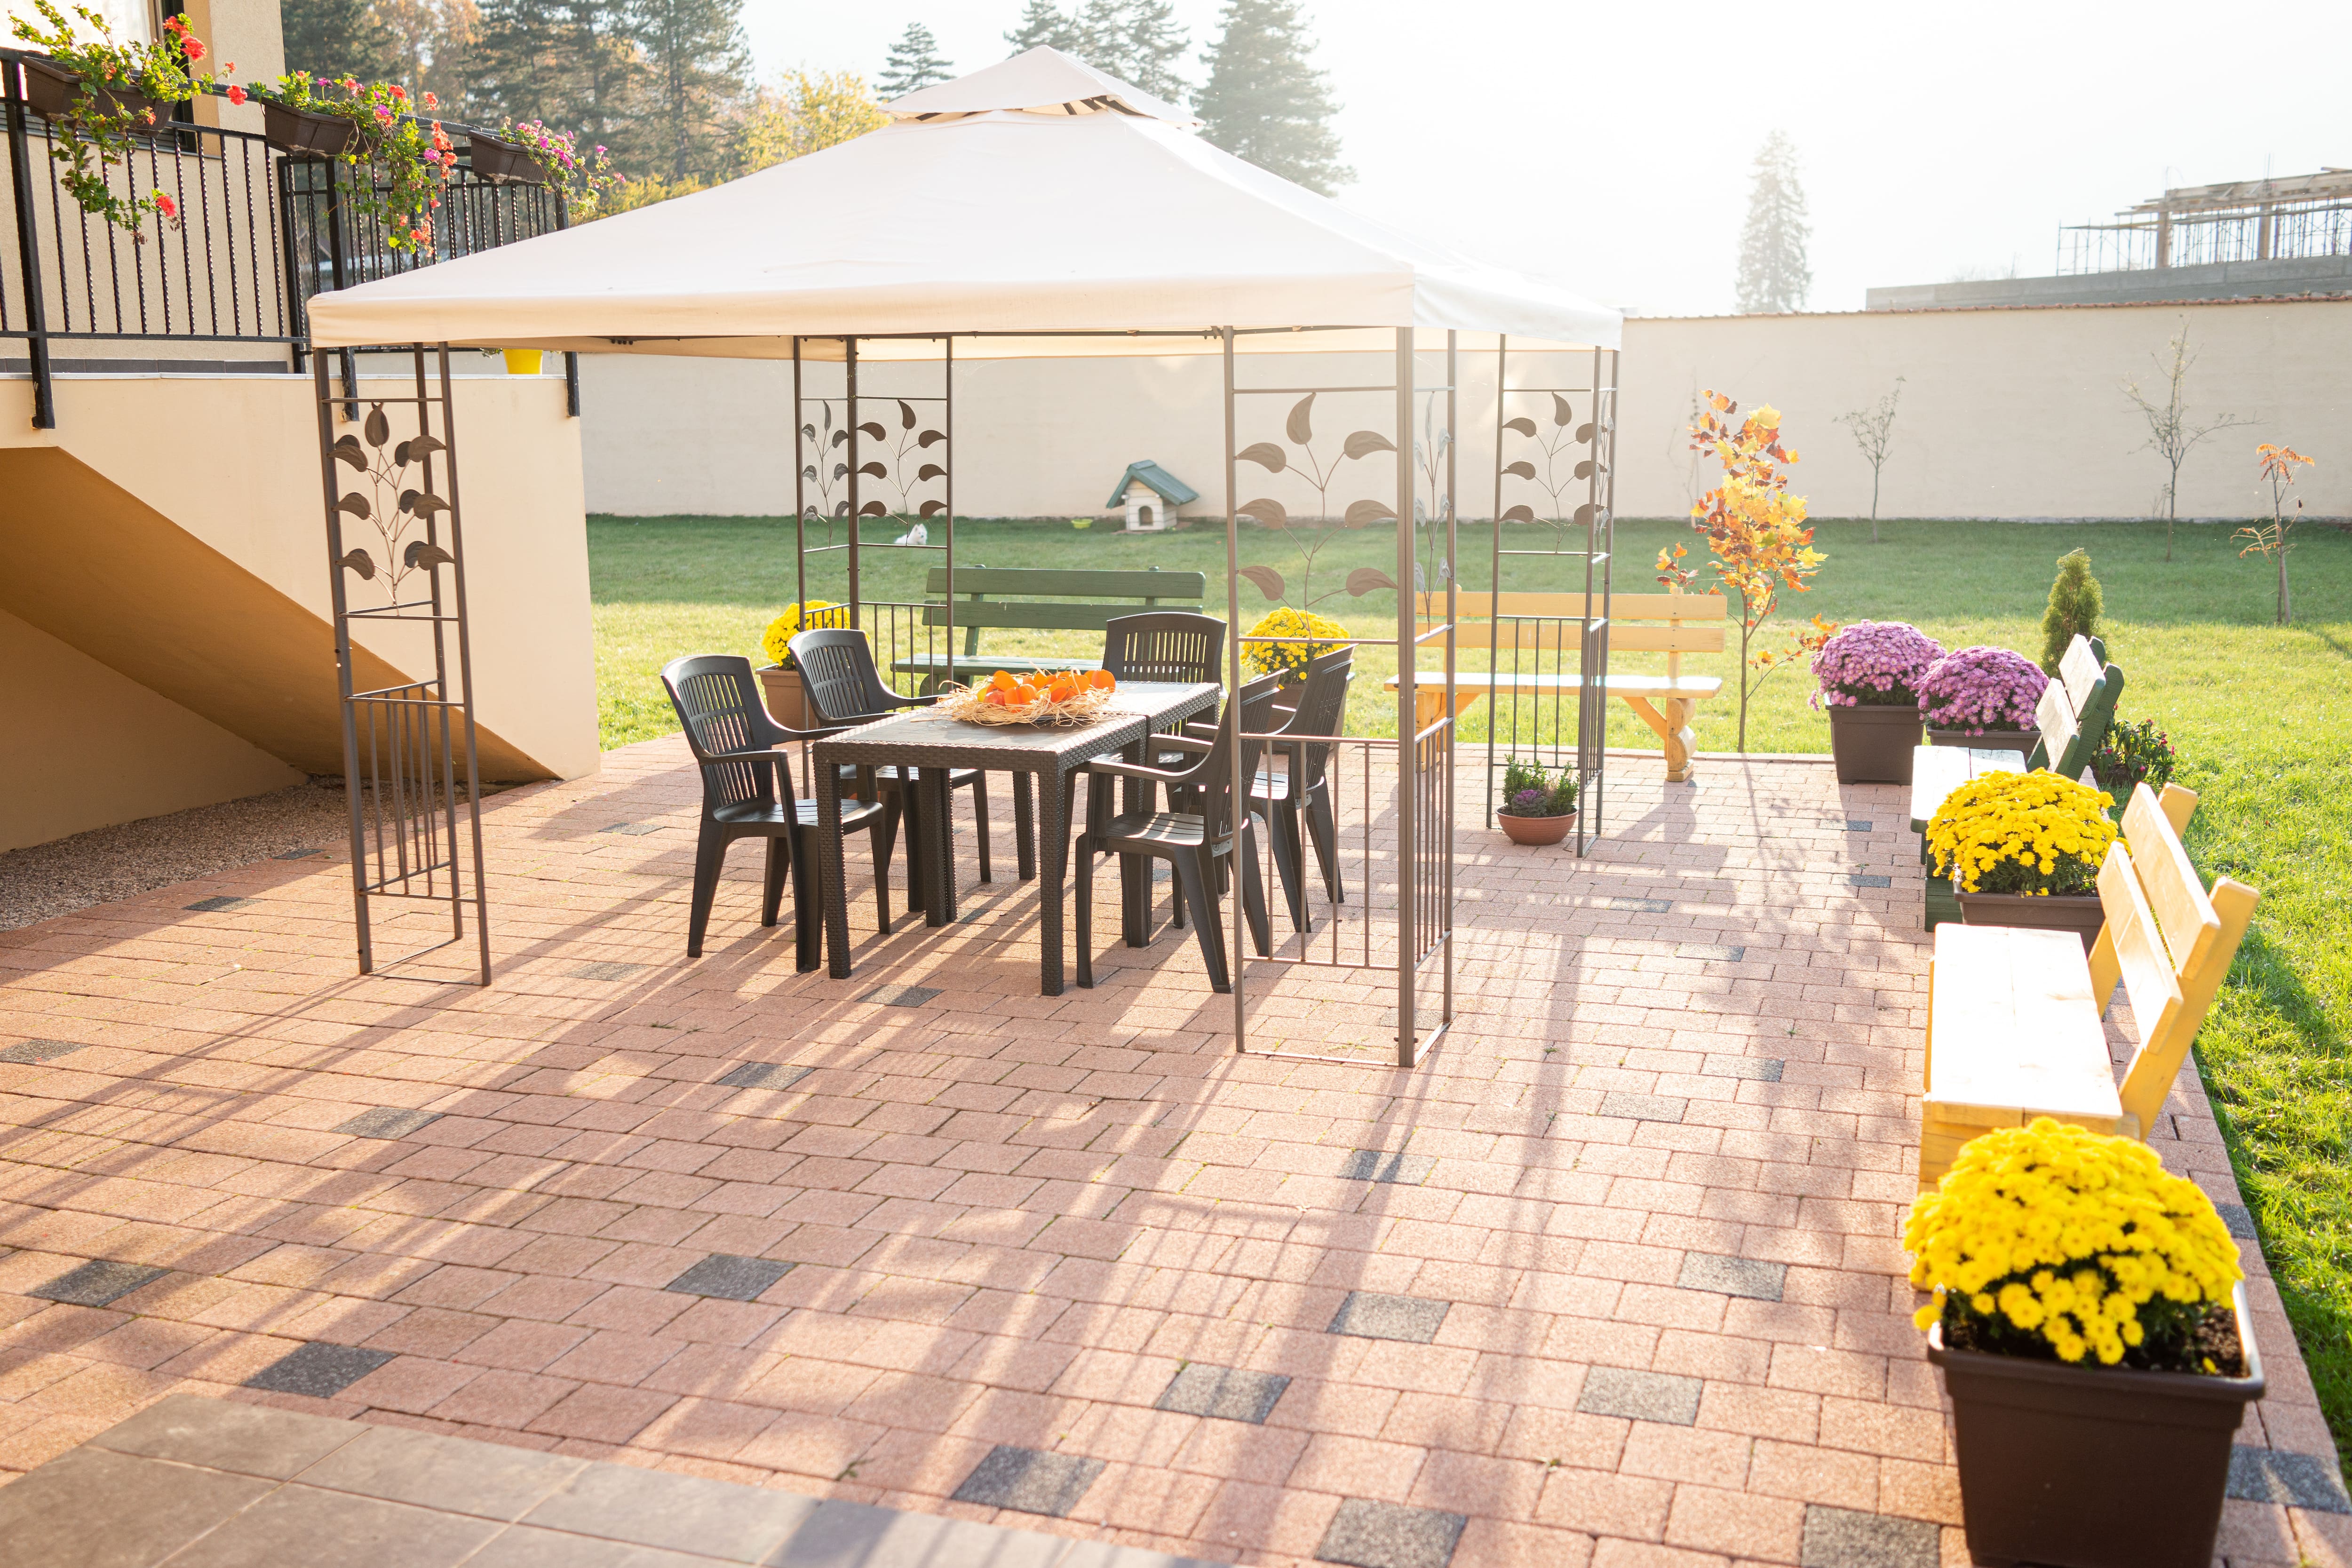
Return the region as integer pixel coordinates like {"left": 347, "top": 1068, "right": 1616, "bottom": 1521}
{"left": 466, "top": 132, "right": 545, "bottom": 185}
{"left": 261, "top": 98, "right": 356, "bottom": 156}
{"left": 17, "top": 54, "right": 170, "bottom": 126}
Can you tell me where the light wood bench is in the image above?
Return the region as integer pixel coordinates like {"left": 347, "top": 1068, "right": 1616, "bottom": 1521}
{"left": 1383, "top": 589, "right": 1726, "bottom": 780}
{"left": 1917, "top": 780, "right": 2258, "bottom": 1191}
{"left": 1911, "top": 635, "right": 2123, "bottom": 929}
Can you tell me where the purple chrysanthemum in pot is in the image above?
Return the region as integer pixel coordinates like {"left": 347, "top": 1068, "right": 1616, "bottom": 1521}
{"left": 1810, "top": 621, "right": 1945, "bottom": 709}
{"left": 1916, "top": 645, "right": 2047, "bottom": 734}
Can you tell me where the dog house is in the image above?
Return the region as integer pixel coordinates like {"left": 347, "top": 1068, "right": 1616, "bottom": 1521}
{"left": 1105, "top": 460, "right": 1197, "bottom": 532}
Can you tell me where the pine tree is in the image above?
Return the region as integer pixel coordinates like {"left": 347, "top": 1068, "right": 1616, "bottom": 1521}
{"left": 1004, "top": 0, "right": 1078, "bottom": 54}
{"left": 470, "top": 0, "right": 572, "bottom": 125}
{"left": 1113, "top": 0, "right": 1188, "bottom": 101}
{"left": 375, "top": 0, "right": 482, "bottom": 118}
{"left": 1194, "top": 0, "right": 1349, "bottom": 194}
{"left": 876, "top": 22, "right": 953, "bottom": 96}
{"left": 1736, "top": 130, "right": 1811, "bottom": 314}
{"left": 280, "top": 0, "right": 402, "bottom": 82}
{"left": 567, "top": 0, "right": 642, "bottom": 155}
{"left": 2039, "top": 549, "right": 2103, "bottom": 674}
{"left": 631, "top": 0, "right": 749, "bottom": 181}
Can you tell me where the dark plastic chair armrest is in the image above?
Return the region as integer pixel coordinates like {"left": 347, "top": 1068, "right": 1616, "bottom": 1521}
{"left": 1086, "top": 756, "right": 1191, "bottom": 784}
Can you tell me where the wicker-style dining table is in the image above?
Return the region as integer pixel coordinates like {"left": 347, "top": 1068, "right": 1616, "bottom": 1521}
{"left": 810, "top": 680, "right": 1221, "bottom": 995}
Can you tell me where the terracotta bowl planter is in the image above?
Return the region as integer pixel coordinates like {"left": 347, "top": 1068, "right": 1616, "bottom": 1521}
{"left": 1929, "top": 1282, "right": 2263, "bottom": 1568}
{"left": 1497, "top": 810, "right": 1576, "bottom": 846}
{"left": 1925, "top": 724, "right": 2039, "bottom": 763}
{"left": 262, "top": 100, "right": 358, "bottom": 157}
{"left": 1955, "top": 889, "right": 2105, "bottom": 952}
{"left": 757, "top": 664, "right": 818, "bottom": 731}
{"left": 1825, "top": 702, "right": 1921, "bottom": 784}
{"left": 466, "top": 133, "right": 545, "bottom": 185}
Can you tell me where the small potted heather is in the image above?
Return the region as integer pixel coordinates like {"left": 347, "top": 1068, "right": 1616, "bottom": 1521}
{"left": 756, "top": 600, "right": 851, "bottom": 728}
{"left": 1909, "top": 1119, "right": 2259, "bottom": 1568}
{"left": 1926, "top": 769, "right": 2116, "bottom": 949}
{"left": 1809, "top": 620, "right": 1943, "bottom": 784}
{"left": 1917, "top": 644, "right": 2046, "bottom": 760}
{"left": 1495, "top": 755, "right": 1579, "bottom": 846}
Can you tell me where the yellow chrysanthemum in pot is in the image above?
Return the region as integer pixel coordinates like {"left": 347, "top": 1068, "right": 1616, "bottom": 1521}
{"left": 1245, "top": 607, "right": 1349, "bottom": 683}
{"left": 760, "top": 600, "right": 851, "bottom": 671}
{"left": 1925, "top": 769, "right": 2116, "bottom": 896}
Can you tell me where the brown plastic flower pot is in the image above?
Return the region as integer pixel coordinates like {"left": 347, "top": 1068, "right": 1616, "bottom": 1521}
{"left": 1826, "top": 702, "right": 1920, "bottom": 784}
{"left": 262, "top": 100, "right": 357, "bottom": 156}
{"left": 1955, "top": 889, "right": 2105, "bottom": 952}
{"left": 1928, "top": 1283, "right": 2262, "bottom": 1568}
{"left": 18, "top": 56, "right": 171, "bottom": 123}
{"left": 1497, "top": 810, "right": 1575, "bottom": 846}
{"left": 1926, "top": 725, "right": 2039, "bottom": 762}
{"left": 466, "top": 132, "right": 544, "bottom": 185}
{"left": 756, "top": 664, "right": 817, "bottom": 731}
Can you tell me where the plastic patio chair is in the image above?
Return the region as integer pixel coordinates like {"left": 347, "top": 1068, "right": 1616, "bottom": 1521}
{"left": 1073, "top": 672, "right": 1283, "bottom": 994}
{"left": 660, "top": 655, "right": 897, "bottom": 966}
{"left": 1104, "top": 611, "right": 1228, "bottom": 770}
{"left": 1254, "top": 647, "right": 1353, "bottom": 931}
{"left": 789, "top": 626, "right": 1017, "bottom": 886}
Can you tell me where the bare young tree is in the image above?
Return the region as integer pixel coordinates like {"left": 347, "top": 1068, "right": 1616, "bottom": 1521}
{"left": 1836, "top": 377, "right": 1903, "bottom": 544}
{"left": 2123, "top": 326, "right": 2252, "bottom": 562}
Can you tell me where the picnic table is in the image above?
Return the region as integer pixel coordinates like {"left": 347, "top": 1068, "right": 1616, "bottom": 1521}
{"left": 810, "top": 680, "right": 1221, "bottom": 995}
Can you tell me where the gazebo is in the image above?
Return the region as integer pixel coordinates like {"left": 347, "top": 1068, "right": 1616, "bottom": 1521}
{"left": 302, "top": 48, "right": 1622, "bottom": 1067}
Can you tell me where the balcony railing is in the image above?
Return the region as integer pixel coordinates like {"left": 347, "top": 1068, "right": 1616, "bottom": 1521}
{"left": 2, "top": 48, "right": 572, "bottom": 428}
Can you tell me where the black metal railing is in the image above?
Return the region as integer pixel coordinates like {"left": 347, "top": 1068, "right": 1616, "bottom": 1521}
{"left": 3, "top": 47, "right": 571, "bottom": 427}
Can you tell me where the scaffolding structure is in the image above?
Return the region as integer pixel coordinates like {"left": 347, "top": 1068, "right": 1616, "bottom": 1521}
{"left": 2058, "top": 169, "right": 2352, "bottom": 275}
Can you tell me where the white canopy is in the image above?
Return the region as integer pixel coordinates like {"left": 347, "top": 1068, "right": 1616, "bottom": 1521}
{"left": 305, "top": 49, "right": 1621, "bottom": 357}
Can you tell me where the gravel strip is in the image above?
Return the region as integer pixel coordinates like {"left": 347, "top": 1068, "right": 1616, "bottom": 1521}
{"left": 0, "top": 780, "right": 358, "bottom": 932}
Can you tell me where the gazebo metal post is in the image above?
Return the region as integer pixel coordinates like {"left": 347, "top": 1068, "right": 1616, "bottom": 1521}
{"left": 844, "top": 338, "right": 860, "bottom": 630}
{"left": 1221, "top": 326, "right": 1245, "bottom": 1052}
{"left": 314, "top": 342, "right": 490, "bottom": 985}
{"left": 1394, "top": 328, "right": 1417, "bottom": 1063}
{"left": 1442, "top": 330, "right": 1458, "bottom": 1033}
{"left": 791, "top": 338, "right": 807, "bottom": 619}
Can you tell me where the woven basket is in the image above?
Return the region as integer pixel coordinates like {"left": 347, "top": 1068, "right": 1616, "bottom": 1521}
{"left": 934, "top": 683, "right": 1117, "bottom": 728}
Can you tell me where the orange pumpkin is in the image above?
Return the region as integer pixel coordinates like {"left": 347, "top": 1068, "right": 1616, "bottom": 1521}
{"left": 989, "top": 670, "right": 1017, "bottom": 692}
{"left": 983, "top": 689, "right": 1008, "bottom": 707}
{"left": 1010, "top": 684, "right": 1038, "bottom": 705}
{"left": 1089, "top": 669, "right": 1116, "bottom": 691}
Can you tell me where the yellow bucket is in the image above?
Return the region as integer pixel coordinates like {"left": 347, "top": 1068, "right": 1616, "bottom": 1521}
{"left": 502, "top": 349, "right": 544, "bottom": 376}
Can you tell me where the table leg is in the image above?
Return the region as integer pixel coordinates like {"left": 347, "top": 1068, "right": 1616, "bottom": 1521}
{"left": 1120, "top": 735, "right": 1152, "bottom": 947}
{"left": 898, "top": 772, "right": 926, "bottom": 918}
{"left": 1038, "top": 767, "right": 1072, "bottom": 995}
{"left": 819, "top": 759, "right": 853, "bottom": 979}
{"left": 927, "top": 767, "right": 959, "bottom": 925}
{"left": 1623, "top": 696, "right": 1700, "bottom": 784}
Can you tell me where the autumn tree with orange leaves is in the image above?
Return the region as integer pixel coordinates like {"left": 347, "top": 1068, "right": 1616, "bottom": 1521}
{"left": 1663, "top": 391, "right": 1830, "bottom": 752}
{"left": 2236, "top": 442, "right": 2314, "bottom": 625}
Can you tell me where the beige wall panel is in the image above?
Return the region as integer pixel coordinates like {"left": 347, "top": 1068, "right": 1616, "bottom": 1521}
{"left": 577, "top": 299, "right": 2352, "bottom": 524}
{"left": 0, "top": 606, "right": 301, "bottom": 852}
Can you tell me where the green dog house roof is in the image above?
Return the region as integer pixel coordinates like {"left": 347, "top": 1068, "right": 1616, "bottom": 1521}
{"left": 1106, "top": 461, "right": 1199, "bottom": 509}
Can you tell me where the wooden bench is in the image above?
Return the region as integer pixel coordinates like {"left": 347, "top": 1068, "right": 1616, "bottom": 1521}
{"left": 889, "top": 566, "right": 1208, "bottom": 687}
{"left": 1917, "top": 780, "right": 2258, "bottom": 1191}
{"left": 1383, "top": 589, "right": 1726, "bottom": 780}
{"left": 1911, "top": 635, "right": 2123, "bottom": 929}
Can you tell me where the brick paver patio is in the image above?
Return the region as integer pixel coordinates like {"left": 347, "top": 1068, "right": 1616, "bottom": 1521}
{"left": 0, "top": 741, "right": 2343, "bottom": 1567}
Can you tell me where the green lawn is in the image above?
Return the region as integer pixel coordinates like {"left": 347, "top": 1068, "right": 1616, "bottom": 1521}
{"left": 590, "top": 512, "right": 2352, "bottom": 1477}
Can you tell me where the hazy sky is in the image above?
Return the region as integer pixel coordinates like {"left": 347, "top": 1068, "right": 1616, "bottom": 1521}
{"left": 742, "top": 0, "right": 2350, "bottom": 318}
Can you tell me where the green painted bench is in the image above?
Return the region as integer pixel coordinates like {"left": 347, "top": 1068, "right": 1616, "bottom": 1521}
{"left": 890, "top": 566, "right": 1209, "bottom": 686}
{"left": 1911, "top": 634, "right": 2123, "bottom": 930}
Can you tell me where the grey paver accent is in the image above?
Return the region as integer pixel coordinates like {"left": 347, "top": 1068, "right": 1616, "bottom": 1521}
{"left": 950, "top": 1444, "right": 1105, "bottom": 1518}
{"left": 2216, "top": 1202, "right": 2257, "bottom": 1239}
{"left": 242, "top": 1342, "right": 396, "bottom": 1398}
{"left": 31, "top": 1259, "right": 167, "bottom": 1307}
{"left": 1675, "top": 943, "right": 1745, "bottom": 961}
{"left": 1314, "top": 1498, "right": 1467, "bottom": 1568}
{"left": 1575, "top": 1366, "right": 1702, "bottom": 1425}
{"left": 859, "top": 983, "right": 943, "bottom": 1007}
{"left": 1845, "top": 820, "right": 1873, "bottom": 831}
{"left": 1798, "top": 1505, "right": 1941, "bottom": 1568}
{"left": 715, "top": 1062, "right": 811, "bottom": 1092}
{"left": 775, "top": 1498, "right": 1072, "bottom": 1568}
{"left": 1155, "top": 1363, "right": 1291, "bottom": 1424}
{"left": 523, "top": 1460, "right": 818, "bottom": 1559}
{"left": 91, "top": 1393, "right": 360, "bottom": 1479}
{"left": 1678, "top": 1252, "right": 1788, "bottom": 1301}
{"left": 665, "top": 1253, "right": 793, "bottom": 1301}
{"left": 1327, "top": 1291, "right": 1449, "bottom": 1344}
{"left": 1846, "top": 873, "right": 1893, "bottom": 888}
{"left": 599, "top": 822, "right": 662, "bottom": 835}
{"left": 333, "top": 1106, "right": 445, "bottom": 1139}
{"left": 1597, "top": 1091, "right": 1686, "bottom": 1123}
{"left": 2227, "top": 1447, "right": 2352, "bottom": 1512}
{"left": 571, "top": 961, "right": 649, "bottom": 981}
{"left": 274, "top": 847, "right": 325, "bottom": 860}
{"left": 0, "top": 1038, "right": 86, "bottom": 1065}
{"left": 1339, "top": 1149, "right": 1435, "bottom": 1185}
{"left": 299, "top": 1423, "right": 591, "bottom": 1521}
{"left": 1701, "top": 1053, "right": 1784, "bottom": 1082}
{"left": 1606, "top": 897, "right": 1673, "bottom": 913}
{"left": 185, "top": 895, "right": 257, "bottom": 912}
